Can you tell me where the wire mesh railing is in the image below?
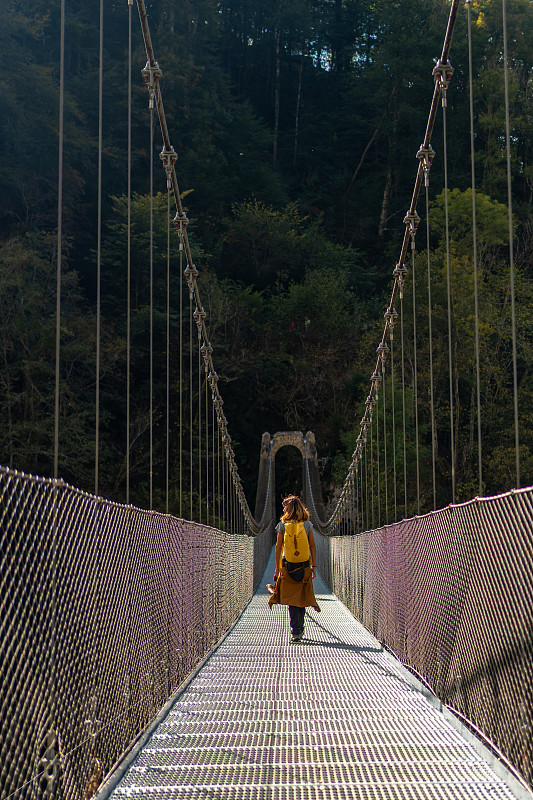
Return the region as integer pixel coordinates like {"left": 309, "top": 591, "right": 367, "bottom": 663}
{"left": 0, "top": 465, "right": 272, "bottom": 800}
{"left": 315, "top": 485, "right": 533, "bottom": 790}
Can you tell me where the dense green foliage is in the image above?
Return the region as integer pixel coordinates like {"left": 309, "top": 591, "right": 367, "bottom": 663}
{"left": 1, "top": 0, "right": 532, "bottom": 515}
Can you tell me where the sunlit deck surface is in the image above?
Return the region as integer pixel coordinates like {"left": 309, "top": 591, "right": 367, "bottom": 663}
{"left": 103, "top": 551, "right": 521, "bottom": 799}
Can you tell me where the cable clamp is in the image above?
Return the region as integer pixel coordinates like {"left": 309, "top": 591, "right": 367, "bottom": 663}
{"left": 417, "top": 145, "right": 435, "bottom": 170}
{"left": 377, "top": 341, "right": 389, "bottom": 371}
{"left": 366, "top": 394, "right": 377, "bottom": 413}
{"left": 384, "top": 308, "right": 398, "bottom": 340}
{"left": 432, "top": 60, "right": 454, "bottom": 88}
{"left": 160, "top": 146, "right": 178, "bottom": 187}
{"left": 393, "top": 262, "right": 408, "bottom": 298}
{"left": 371, "top": 370, "right": 382, "bottom": 392}
{"left": 417, "top": 144, "right": 436, "bottom": 187}
{"left": 184, "top": 264, "right": 198, "bottom": 298}
{"left": 174, "top": 212, "right": 189, "bottom": 232}
{"left": 142, "top": 60, "right": 163, "bottom": 87}
{"left": 433, "top": 60, "right": 454, "bottom": 107}
{"left": 201, "top": 342, "right": 213, "bottom": 364}
{"left": 403, "top": 210, "right": 420, "bottom": 238}
{"left": 142, "top": 61, "right": 162, "bottom": 108}
{"left": 174, "top": 213, "right": 189, "bottom": 250}
{"left": 193, "top": 307, "right": 206, "bottom": 338}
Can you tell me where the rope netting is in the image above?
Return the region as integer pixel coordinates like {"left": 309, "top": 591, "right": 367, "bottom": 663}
{"left": 315, "top": 486, "right": 533, "bottom": 790}
{"left": 0, "top": 465, "right": 272, "bottom": 800}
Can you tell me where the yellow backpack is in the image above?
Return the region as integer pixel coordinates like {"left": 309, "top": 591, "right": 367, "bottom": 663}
{"left": 283, "top": 521, "right": 310, "bottom": 563}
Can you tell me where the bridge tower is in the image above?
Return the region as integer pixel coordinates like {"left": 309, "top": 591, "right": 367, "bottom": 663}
{"left": 254, "top": 431, "right": 326, "bottom": 525}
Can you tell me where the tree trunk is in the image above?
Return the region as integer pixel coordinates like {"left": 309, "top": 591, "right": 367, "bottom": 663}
{"left": 346, "top": 128, "right": 378, "bottom": 193}
{"left": 378, "top": 158, "right": 393, "bottom": 237}
{"left": 378, "top": 98, "right": 398, "bottom": 237}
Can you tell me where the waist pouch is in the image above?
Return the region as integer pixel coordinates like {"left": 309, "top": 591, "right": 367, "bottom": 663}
{"left": 283, "top": 558, "right": 310, "bottom": 583}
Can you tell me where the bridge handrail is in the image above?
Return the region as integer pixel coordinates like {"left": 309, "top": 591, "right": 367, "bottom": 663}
{"left": 315, "top": 483, "right": 533, "bottom": 791}
{"left": 0, "top": 463, "right": 272, "bottom": 800}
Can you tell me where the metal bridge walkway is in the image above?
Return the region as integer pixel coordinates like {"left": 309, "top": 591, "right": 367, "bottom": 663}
{"left": 99, "top": 551, "right": 523, "bottom": 800}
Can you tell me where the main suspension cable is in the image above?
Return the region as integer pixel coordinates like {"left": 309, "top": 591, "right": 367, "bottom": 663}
{"left": 135, "top": 0, "right": 462, "bottom": 535}
{"left": 303, "top": 0, "right": 461, "bottom": 534}
{"left": 136, "top": 0, "right": 272, "bottom": 535}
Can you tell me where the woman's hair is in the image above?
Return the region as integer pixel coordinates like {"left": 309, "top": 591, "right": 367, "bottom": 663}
{"left": 281, "top": 495, "right": 309, "bottom": 522}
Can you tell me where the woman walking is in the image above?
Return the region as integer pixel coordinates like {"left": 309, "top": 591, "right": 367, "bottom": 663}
{"left": 268, "top": 495, "right": 321, "bottom": 642}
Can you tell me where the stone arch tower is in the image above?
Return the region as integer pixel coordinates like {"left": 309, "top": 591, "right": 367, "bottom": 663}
{"left": 254, "top": 431, "right": 326, "bottom": 526}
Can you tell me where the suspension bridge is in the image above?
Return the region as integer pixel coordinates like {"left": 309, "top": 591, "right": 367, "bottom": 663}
{"left": 1, "top": 0, "right": 532, "bottom": 798}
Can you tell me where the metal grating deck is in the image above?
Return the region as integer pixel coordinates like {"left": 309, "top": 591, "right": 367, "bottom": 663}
{"left": 103, "top": 550, "right": 523, "bottom": 799}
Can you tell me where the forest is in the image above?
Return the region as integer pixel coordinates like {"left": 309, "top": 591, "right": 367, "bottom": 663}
{"left": 1, "top": 0, "right": 532, "bottom": 518}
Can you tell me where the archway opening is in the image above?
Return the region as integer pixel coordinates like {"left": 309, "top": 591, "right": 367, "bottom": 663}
{"left": 274, "top": 445, "right": 304, "bottom": 519}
